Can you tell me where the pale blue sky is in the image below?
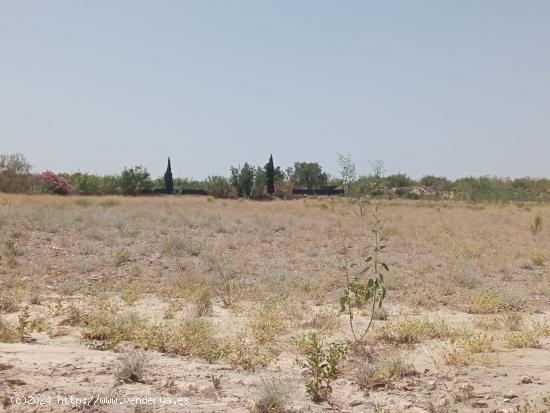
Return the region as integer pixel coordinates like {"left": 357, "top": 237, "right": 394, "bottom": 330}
{"left": 1, "top": 1, "right": 549, "bottom": 179}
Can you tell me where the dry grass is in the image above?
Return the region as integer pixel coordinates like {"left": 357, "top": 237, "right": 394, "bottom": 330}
{"left": 377, "top": 319, "right": 451, "bottom": 344}
{"left": 0, "top": 316, "right": 18, "bottom": 343}
{"left": 469, "top": 289, "right": 525, "bottom": 314}
{"left": 355, "top": 351, "right": 415, "bottom": 390}
{"left": 2, "top": 194, "right": 550, "bottom": 411}
{"left": 249, "top": 299, "right": 288, "bottom": 344}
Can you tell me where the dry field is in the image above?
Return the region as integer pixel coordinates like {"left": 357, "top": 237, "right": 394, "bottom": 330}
{"left": 1, "top": 194, "right": 550, "bottom": 413}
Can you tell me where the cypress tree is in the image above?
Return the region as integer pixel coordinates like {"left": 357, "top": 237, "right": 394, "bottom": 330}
{"left": 164, "top": 157, "right": 174, "bottom": 194}
{"left": 265, "top": 154, "right": 275, "bottom": 194}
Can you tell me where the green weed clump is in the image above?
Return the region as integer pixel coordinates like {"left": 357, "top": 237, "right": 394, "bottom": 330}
{"left": 303, "top": 333, "right": 348, "bottom": 403}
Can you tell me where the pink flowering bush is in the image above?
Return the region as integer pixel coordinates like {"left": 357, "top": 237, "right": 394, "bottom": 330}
{"left": 37, "top": 171, "right": 70, "bottom": 195}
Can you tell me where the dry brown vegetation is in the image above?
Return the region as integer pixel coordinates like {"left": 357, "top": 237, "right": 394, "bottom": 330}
{"left": 1, "top": 194, "right": 550, "bottom": 412}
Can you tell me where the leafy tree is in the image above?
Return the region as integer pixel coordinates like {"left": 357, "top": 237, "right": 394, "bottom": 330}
{"left": 230, "top": 163, "right": 255, "bottom": 197}
{"left": 419, "top": 175, "right": 451, "bottom": 191}
{"left": 265, "top": 154, "right": 275, "bottom": 195}
{"left": 253, "top": 166, "right": 267, "bottom": 198}
{"left": 274, "top": 166, "right": 285, "bottom": 183}
{"left": 347, "top": 160, "right": 385, "bottom": 197}
{"left": 0, "top": 153, "right": 33, "bottom": 193}
{"left": 205, "top": 176, "right": 236, "bottom": 198}
{"left": 164, "top": 157, "right": 174, "bottom": 194}
{"left": 62, "top": 172, "right": 102, "bottom": 195}
{"left": 290, "top": 162, "right": 329, "bottom": 189}
{"left": 120, "top": 166, "right": 152, "bottom": 195}
{"left": 385, "top": 173, "right": 413, "bottom": 188}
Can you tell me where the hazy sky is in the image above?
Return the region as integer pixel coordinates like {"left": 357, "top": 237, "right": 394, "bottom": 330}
{"left": 1, "top": 1, "right": 549, "bottom": 179}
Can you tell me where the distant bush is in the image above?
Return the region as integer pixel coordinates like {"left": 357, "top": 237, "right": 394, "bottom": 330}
{"left": 37, "top": 171, "right": 70, "bottom": 195}
{"left": 419, "top": 175, "right": 452, "bottom": 191}
{"left": 0, "top": 153, "right": 35, "bottom": 193}
{"left": 205, "top": 176, "right": 237, "bottom": 198}
{"left": 62, "top": 172, "right": 99, "bottom": 195}
{"left": 289, "top": 162, "right": 329, "bottom": 189}
{"left": 385, "top": 173, "right": 414, "bottom": 188}
{"left": 273, "top": 180, "right": 294, "bottom": 199}
{"left": 230, "top": 163, "right": 255, "bottom": 197}
{"left": 120, "top": 166, "right": 152, "bottom": 195}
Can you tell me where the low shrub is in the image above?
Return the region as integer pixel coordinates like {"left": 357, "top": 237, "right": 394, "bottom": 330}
{"left": 356, "top": 352, "right": 415, "bottom": 390}
{"left": 251, "top": 377, "right": 292, "bottom": 413}
{"left": 377, "top": 319, "right": 450, "bottom": 344}
{"left": 114, "top": 350, "right": 150, "bottom": 383}
{"left": 469, "top": 289, "right": 525, "bottom": 314}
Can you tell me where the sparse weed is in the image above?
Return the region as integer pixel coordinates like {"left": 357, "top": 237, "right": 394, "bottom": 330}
{"left": 227, "top": 334, "right": 279, "bottom": 371}
{"left": 505, "top": 330, "right": 540, "bottom": 349}
{"left": 162, "top": 236, "right": 204, "bottom": 257}
{"left": 2, "top": 236, "right": 17, "bottom": 268}
{"left": 302, "top": 309, "right": 341, "bottom": 334}
{"left": 448, "top": 265, "right": 482, "bottom": 289}
{"left": 121, "top": 278, "right": 144, "bottom": 305}
{"left": 113, "top": 249, "right": 131, "bottom": 267}
{"left": 355, "top": 351, "right": 415, "bottom": 390}
{"left": 137, "top": 319, "right": 224, "bottom": 363}
{"left": 82, "top": 303, "right": 145, "bottom": 349}
{"left": 0, "top": 292, "right": 17, "bottom": 313}
{"left": 470, "top": 289, "right": 525, "bottom": 314}
{"left": 377, "top": 319, "right": 450, "bottom": 344}
{"left": 17, "top": 306, "right": 32, "bottom": 336}
{"left": 531, "top": 211, "right": 543, "bottom": 235}
{"left": 114, "top": 350, "right": 150, "bottom": 383}
{"left": 0, "top": 317, "right": 17, "bottom": 342}
{"left": 210, "top": 375, "right": 221, "bottom": 389}
{"left": 251, "top": 377, "right": 292, "bottom": 413}
{"left": 249, "top": 299, "right": 287, "bottom": 344}
{"left": 477, "top": 312, "right": 522, "bottom": 332}
{"left": 531, "top": 252, "right": 545, "bottom": 267}
{"left": 444, "top": 331, "right": 493, "bottom": 366}
{"left": 192, "top": 286, "right": 213, "bottom": 317}
{"left": 205, "top": 255, "right": 243, "bottom": 308}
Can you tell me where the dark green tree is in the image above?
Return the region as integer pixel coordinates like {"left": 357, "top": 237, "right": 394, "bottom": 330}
{"left": 164, "top": 157, "right": 174, "bottom": 194}
{"left": 230, "top": 163, "right": 255, "bottom": 197}
{"left": 265, "top": 154, "right": 275, "bottom": 194}
{"left": 290, "top": 162, "right": 329, "bottom": 189}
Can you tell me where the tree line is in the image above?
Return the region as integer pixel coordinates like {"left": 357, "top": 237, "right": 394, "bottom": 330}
{"left": 1, "top": 152, "right": 550, "bottom": 202}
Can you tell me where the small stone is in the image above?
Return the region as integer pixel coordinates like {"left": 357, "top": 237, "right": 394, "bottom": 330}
{"left": 300, "top": 368, "right": 310, "bottom": 377}
{"left": 471, "top": 401, "right": 488, "bottom": 408}
{"left": 459, "top": 383, "right": 474, "bottom": 393}
{"left": 437, "top": 397, "right": 449, "bottom": 407}
{"left": 503, "top": 391, "right": 518, "bottom": 399}
{"left": 349, "top": 399, "right": 363, "bottom": 407}
{"left": 521, "top": 375, "right": 532, "bottom": 384}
